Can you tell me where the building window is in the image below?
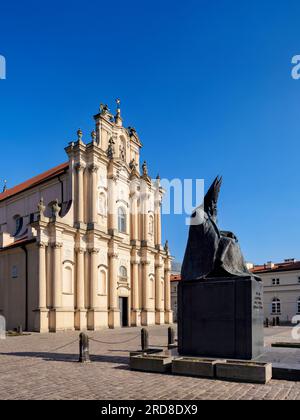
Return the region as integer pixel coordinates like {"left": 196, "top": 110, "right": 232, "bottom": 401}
{"left": 14, "top": 215, "right": 23, "bottom": 236}
{"left": 119, "top": 266, "right": 128, "bottom": 283}
{"left": 149, "top": 276, "right": 155, "bottom": 299}
{"left": 98, "top": 269, "right": 107, "bottom": 295}
{"left": 298, "top": 298, "right": 300, "bottom": 314}
{"left": 272, "top": 278, "right": 280, "bottom": 285}
{"left": 272, "top": 298, "right": 281, "bottom": 314}
{"left": 118, "top": 207, "right": 126, "bottom": 233}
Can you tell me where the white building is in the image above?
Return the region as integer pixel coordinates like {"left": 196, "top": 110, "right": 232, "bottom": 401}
{"left": 251, "top": 259, "right": 300, "bottom": 324}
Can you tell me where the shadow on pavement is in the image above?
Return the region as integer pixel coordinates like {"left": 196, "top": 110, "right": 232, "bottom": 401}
{"left": 0, "top": 352, "right": 129, "bottom": 365}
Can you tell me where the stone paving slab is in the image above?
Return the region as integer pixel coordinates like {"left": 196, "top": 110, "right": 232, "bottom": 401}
{"left": 0, "top": 326, "right": 300, "bottom": 400}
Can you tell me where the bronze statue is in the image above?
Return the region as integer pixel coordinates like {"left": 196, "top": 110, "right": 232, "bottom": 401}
{"left": 181, "top": 176, "right": 258, "bottom": 281}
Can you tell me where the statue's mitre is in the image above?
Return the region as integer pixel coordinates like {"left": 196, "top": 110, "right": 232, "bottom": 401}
{"left": 204, "top": 176, "right": 222, "bottom": 212}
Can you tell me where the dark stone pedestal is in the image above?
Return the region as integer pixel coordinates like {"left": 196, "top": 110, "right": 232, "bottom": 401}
{"left": 178, "top": 276, "right": 264, "bottom": 360}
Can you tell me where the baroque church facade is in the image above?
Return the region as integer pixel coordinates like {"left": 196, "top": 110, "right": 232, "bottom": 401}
{"left": 0, "top": 101, "right": 173, "bottom": 332}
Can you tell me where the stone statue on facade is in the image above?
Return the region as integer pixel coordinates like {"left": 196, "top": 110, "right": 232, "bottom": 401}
{"left": 142, "top": 161, "right": 148, "bottom": 177}
{"left": 100, "top": 103, "right": 110, "bottom": 115}
{"left": 119, "top": 144, "right": 126, "bottom": 161}
{"left": 77, "top": 129, "right": 83, "bottom": 142}
{"left": 128, "top": 126, "right": 137, "bottom": 137}
{"left": 52, "top": 199, "right": 61, "bottom": 219}
{"left": 129, "top": 158, "right": 137, "bottom": 171}
{"left": 181, "top": 176, "right": 258, "bottom": 281}
{"left": 107, "top": 137, "right": 115, "bottom": 160}
{"left": 37, "top": 197, "right": 46, "bottom": 216}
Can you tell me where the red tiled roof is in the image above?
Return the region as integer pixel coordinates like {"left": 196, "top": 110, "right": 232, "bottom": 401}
{"left": 170, "top": 261, "right": 300, "bottom": 279}
{"left": 0, "top": 162, "right": 69, "bottom": 202}
{"left": 251, "top": 261, "right": 300, "bottom": 274}
{"left": 0, "top": 237, "right": 36, "bottom": 252}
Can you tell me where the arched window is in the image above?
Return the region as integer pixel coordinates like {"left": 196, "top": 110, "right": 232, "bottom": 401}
{"left": 98, "top": 269, "right": 107, "bottom": 295}
{"left": 272, "top": 298, "right": 281, "bottom": 314}
{"left": 63, "top": 266, "right": 73, "bottom": 294}
{"left": 149, "top": 275, "right": 155, "bottom": 299}
{"left": 118, "top": 207, "right": 126, "bottom": 233}
{"left": 149, "top": 215, "right": 154, "bottom": 235}
{"left": 13, "top": 215, "right": 23, "bottom": 236}
{"left": 119, "top": 266, "right": 128, "bottom": 282}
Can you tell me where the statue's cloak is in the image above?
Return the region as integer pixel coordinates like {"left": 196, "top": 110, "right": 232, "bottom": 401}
{"left": 181, "top": 208, "right": 252, "bottom": 281}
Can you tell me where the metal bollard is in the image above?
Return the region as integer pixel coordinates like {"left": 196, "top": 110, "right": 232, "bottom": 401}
{"left": 265, "top": 318, "right": 269, "bottom": 328}
{"left": 17, "top": 325, "right": 23, "bottom": 335}
{"left": 141, "top": 328, "right": 149, "bottom": 351}
{"left": 79, "top": 332, "right": 90, "bottom": 363}
{"left": 168, "top": 326, "right": 175, "bottom": 347}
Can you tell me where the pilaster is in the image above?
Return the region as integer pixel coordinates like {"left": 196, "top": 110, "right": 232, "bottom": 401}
{"left": 155, "top": 254, "right": 164, "bottom": 325}
{"left": 108, "top": 246, "right": 120, "bottom": 328}
{"left": 164, "top": 255, "right": 173, "bottom": 324}
{"left": 131, "top": 249, "right": 141, "bottom": 326}
{"left": 75, "top": 246, "right": 87, "bottom": 330}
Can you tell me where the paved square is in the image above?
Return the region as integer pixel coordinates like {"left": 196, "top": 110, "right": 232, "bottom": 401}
{"left": 0, "top": 325, "right": 300, "bottom": 400}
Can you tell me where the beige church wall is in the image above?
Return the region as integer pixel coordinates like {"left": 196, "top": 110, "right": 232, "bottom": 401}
{"left": 148, "top": 255, "right": 156, "bottom": 312}
{"left": 59, "top": 171, "right": 75, "bottom": 224}
{"left": 118, "top": 248, "right": 131, "bottom": 289}
{"left": 0, "top": 247, "right": 26, "bottom": 331}
{"left": 0, "top": 254, "right": 5, "bottom": 315}
{"left": 61, "top": 235, "right": 75, "bottom": 308}
{"left": 83, "top": 168, "right": 89, "bottom": 225}
{"left": 0, "top": 175, "right": 70, "bottom": 236}
{"left": 96, "top": 241, "right": 108, "bottom": 309}
{"left": 39, "top": 179, "right": 67, "bottom": 218}
{"left": 116, "top": 174, "right": 130, "bottom": 240}
{"left": 84, "top": 250, "right": 89, "bottom": 309}
{"left": 138, "top": 263, "right": 143, "bottom": 310}
{"left": 130, "top": 144, "right": 140, "bottom": 171}
{"left": 99, "top": 126, "right": 110, "bottom": 152}
{"left": 26, "top": 243, "right": 39, "bottom": 331}
{"left": 97, "top": 164, "right": 108, "bottom": 231}
{"left": 46, "top": 244, "right": 52, "bottom": 308}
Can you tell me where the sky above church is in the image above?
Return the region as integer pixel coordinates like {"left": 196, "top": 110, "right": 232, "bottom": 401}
{"left": 1, "top": 0, "right": 300, "bottom": 264}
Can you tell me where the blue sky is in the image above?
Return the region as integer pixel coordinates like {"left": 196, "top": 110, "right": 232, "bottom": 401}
{"left": 1, "top": 0, "right": 300, "bottom": 264}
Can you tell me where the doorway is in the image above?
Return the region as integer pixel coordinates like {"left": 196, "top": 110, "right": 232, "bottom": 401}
{"left": 119, "top": 297, "right": 128, "bottom": 327}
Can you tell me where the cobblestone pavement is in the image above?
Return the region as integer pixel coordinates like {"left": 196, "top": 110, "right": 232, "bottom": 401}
{"left": 0, "top": 325, "right": 300, "bottom": 400}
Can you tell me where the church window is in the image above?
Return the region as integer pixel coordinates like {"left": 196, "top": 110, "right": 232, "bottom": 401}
{"left": 118, "top": 207, "right": 126, "bottom": 233}
{"left": 119, "top": 266, "right": 128, "bottom": 282}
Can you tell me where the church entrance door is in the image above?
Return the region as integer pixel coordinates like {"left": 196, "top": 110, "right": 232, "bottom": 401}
{"left": 119, "top": 297, "right": 128, "bottom": 327}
